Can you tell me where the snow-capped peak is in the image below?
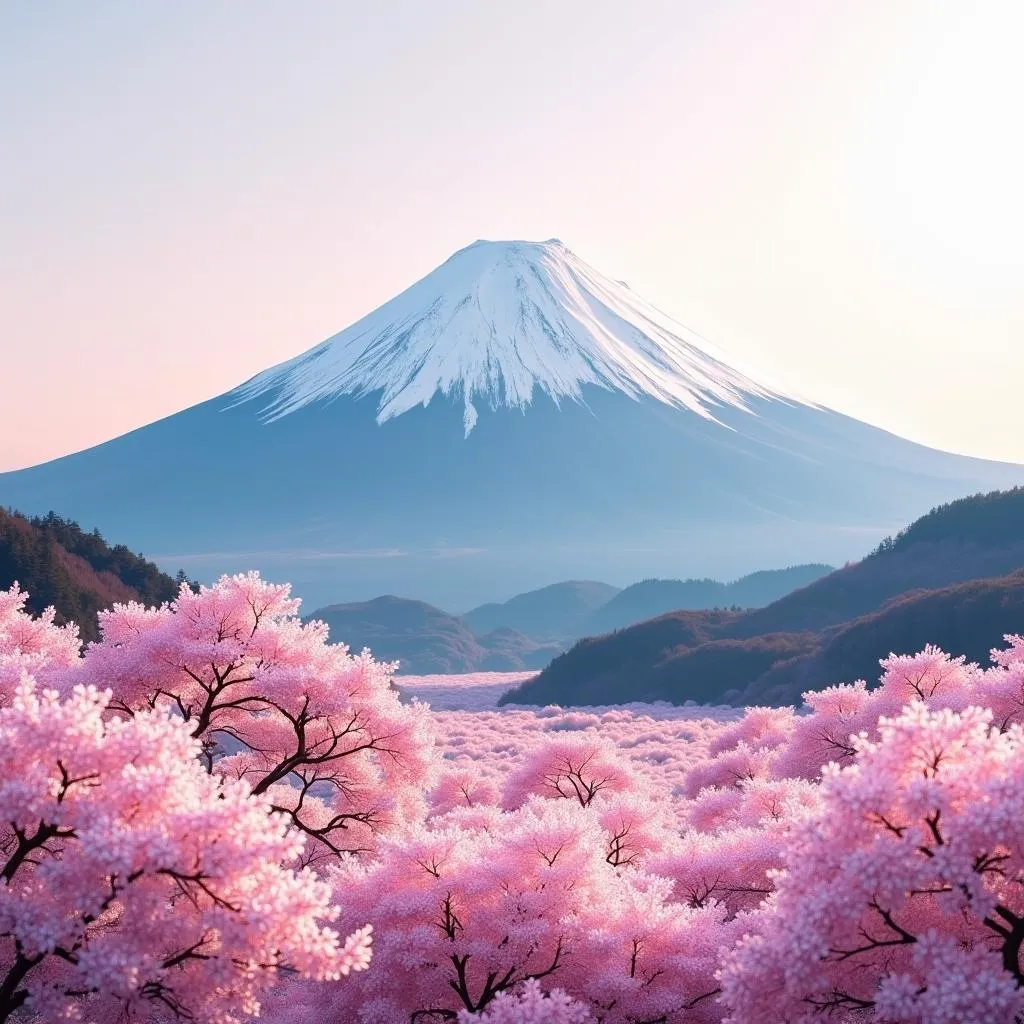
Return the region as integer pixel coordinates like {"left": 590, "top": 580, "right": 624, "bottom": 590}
{"left": 232, "top": 238, "right": 784, "bottom": 435}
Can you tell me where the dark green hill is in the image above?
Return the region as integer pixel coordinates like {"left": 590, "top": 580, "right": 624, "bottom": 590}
{"left": 876, "top": 486, "right": 1024, "bottom": 553}
{"left": 0, "top": 508, "right": 193, "bottom": 641}
{"left": 745, "top": 570, "right": 1024, "bottom": 706}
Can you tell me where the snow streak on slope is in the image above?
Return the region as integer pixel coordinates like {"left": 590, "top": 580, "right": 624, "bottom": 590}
{"left": 232, "top": 239, "right": 789, "bottom": 435}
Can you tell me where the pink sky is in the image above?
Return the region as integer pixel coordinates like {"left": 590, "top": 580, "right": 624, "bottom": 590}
{"left": 2, "top": 0, "right": 1022, "bottom": 471}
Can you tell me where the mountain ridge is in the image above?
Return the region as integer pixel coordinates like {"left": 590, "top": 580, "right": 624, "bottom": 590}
{"left": 304, "top": 563, "right": 836, "bottom": 673}
{"left": 743, "top": 569, "right": 1024, "bottom": 706}
{"left": 462, "top": 580, "right": 621, "bottom": 641}
{"left": 582, "top": 564, "right": 833, "bottom": 636}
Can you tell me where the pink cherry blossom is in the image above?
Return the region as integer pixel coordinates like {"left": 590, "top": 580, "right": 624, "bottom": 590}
{"left": 7, "top": 571, "right": 1024, "bottom": 1024}
{"left": 719, "top": 702, "right": 1024, "bottom": 1023}
{"left": 0, "top": 584, "right": 81, "bottom": 703}
{"left": 502, "top": 734, "right": 638, "bottom": 809}
{"left": 0, "top": 674, "right": 363, "bottom": 1023}
{"left": 308, "top": 795, "right": 732, "bottom": 1022}
{"left": 78, "top": 572, "right": 437, "bottom": 864}
{"left": 705, "top": 705, "right": 795, "bottom": 757}
{"left": 457, "top": 979, "right": 593, "bottom": 1023}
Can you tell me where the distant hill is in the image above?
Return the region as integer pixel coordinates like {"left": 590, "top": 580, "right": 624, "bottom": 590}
{"left": 307, "top": 596, "right": 563, "bottom": 674}
{"left": 461, "top": 567, "right": 829, "bottom": 642}
{"left": 726, "top": 500, "right": 1024, "bottom": 641}
{"left": 502, "top": 609, "right": 749, "bottom": 706}
{"left": 744, "top": 570, "right": 1024, "bottom": 706}
{"left": 0, "top": 508, "right": 191, "bottom": 641}
{"left": 876, "top": 486, "right": 1024, "bottom": 552}
{"left": 463, "top": 580, "right": 620, "bottom": 641}
{"left": 582, "top": 564, "right": 832, "bottom": 636}
{"left": 502, "top": 488, "right": 1024, "bottom": 707}
{"left": 311, "top": 563, "right": 823, "bottom": 669}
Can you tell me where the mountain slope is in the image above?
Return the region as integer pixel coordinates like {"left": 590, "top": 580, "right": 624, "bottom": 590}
{"left": 463, "top": 580, "right": 620, "bottom": 641}
{"left": 307, "top": 596, "right": 562, "bottom": 674}
{"left": 725, "top": 490, "right": 1024, "bottom": 639}
{"left": 582, "top": 564, "right": 832, "bottom": 636}
{"left": 503, "top": 487, "right": 1024, "bottom": 706}
{"left": 2, "top": 241, "right": 1022, "bottom": 611}
{"left": 0, "top": 509, "right": 189, "bottom": 641}
{"left": 745, "top": 570, "right": 1024, "bottom": 706}
{"left": 499, "top": 608, "right": 746, "bottom": 706}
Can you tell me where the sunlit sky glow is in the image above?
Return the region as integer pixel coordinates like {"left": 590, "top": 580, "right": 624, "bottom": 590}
{"left": 1, "top": 0, "right": 1022, "bottom": 471}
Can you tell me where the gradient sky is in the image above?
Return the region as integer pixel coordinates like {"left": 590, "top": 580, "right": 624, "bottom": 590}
{"left": 2, "top": 0, "right": 1022, "bottom": 472}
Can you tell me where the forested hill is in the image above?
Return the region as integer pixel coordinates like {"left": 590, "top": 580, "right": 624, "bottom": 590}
{"left": 873, "top": 485, "right": 1024, "bottom": 553}
{"left": 0, "top": 508, "right": 194, "bottom": 641}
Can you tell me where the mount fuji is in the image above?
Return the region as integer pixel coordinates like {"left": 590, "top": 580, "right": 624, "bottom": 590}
{"left": 3, "top": 238, "right": 1022, "bottom": 611}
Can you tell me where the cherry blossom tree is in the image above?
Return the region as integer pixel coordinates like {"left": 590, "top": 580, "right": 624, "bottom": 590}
{"left": 0, "top": 674, "right": 368, "bottom": 1024}
{"left": 429, "top": 765, "right": 502, "bottom": 817}
{"left": 595, "top": 790, "right": 676, "bottom": 867}
{"left": 500, "top": 735, "right": 679, "bottom": 868}
{"left": 9, "top": 565, "right": 1024, "bottom": 1024}
{"left": 769, "top": 646, "right": 982, "bottom": 782}
{"left": 574, "top": 873, "right": 734, "bottom": 1024}
{"left": 704, "top": 706, "right": 795, "bottom": 759}
{"left": 502, "top": 735, "right": 635, "bottom": 810}
{"left": 975, "top": 634, "right": 1024, "bottom": 731}
{"left": 306, "top": 796, "right": 729, "bottom": 1022}
{"left": 457, "top": 980, "right": 593, "bottom": 1023}
{"left": 0, "top": 584, "right": 80, "bottom": 702}
{"left": 720, "top": 702, "right": 1024, "bottom": 1024}
{"left": 77, "top": 572, "right": 437, "bottom": 865}
{"left": 321, "top": 800, "right": 607, "bottom": 1020}
{"left": 651, "top": 777, "right": 817, "bottom": 926}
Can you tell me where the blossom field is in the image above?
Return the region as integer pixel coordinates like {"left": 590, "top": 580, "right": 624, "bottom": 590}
{"left": 3, "top": 572, "right": 1024, "bottom": 1024}
{"left": 396, "top": 671, "right": 741, "bottom": 813}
